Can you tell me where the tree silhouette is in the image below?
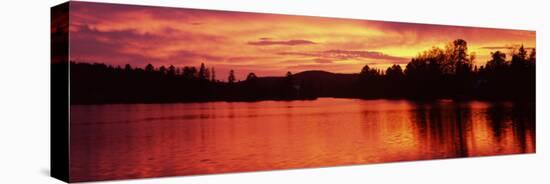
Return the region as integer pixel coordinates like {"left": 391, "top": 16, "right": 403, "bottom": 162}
{"left": 211, "top": 67, "right": 216, "bottom": 82}
{"left": 228, "top": 70, "right": 236, "bottom": 84}
{"left": 145, "top": 64, "right": 154, "bottom": 72}
{"left": 445, "top": 39, "right": 473, "bottom": 76}
{"left": 204, "top": 67, "right": 211, "bottom": 81}
{"left": 452, "top": 39, "right": 469, "bottom": 64}
{"left": 360, "top": 64, "right": 381, "bottom": 79}
{"left": 385, "top": 64, "right": 404, "bottom": 79}
{"left": 486, "top": 51, "right": 507, "bottom": 70}
{"left": 168, "top": 65, "right": 176, "bottom": 76}
{"left": 159, "top": 66, "right": 167, "bottom": 75}
{"left": 198, "top": 63, "right": 207, "bottom": 80}
{"left": 182, "top": 66, "right": 197, "bottom": 80}
{"left": 124, "top": 64, "right": 132, "bottom": 72}
{"left": 511, "top": 45, "right": 527, "bottom": 70}
{"left": 246, "top": 72, "right": 258, "bottom": 81}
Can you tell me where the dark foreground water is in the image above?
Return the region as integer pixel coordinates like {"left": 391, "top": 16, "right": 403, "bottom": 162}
{"left": 69, "top": 98, "right": 535, "bottom": 181}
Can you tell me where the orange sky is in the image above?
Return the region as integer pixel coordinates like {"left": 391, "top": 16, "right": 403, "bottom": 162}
{"left": 69, "top": 1, "right": 535, "bottom": 80}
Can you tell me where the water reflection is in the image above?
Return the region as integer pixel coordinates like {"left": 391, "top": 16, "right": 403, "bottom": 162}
{"left": 69, "top": 98, "right": 535, "bottom": 182}
{"left": 406, "top": 101, "right": 535, "bottom": 158}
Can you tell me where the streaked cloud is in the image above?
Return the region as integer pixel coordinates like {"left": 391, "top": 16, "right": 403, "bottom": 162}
{"left": 247, "top": 39, "right": 316, "bottom": 46}
{"left": 313, "top": 58, "right": 333, "bottom": 64}
{"left": 480, "top": 45, "right": 535, "bottom": 50}
{"left": 278, "top": 50, "right": 409, "bottom": 64}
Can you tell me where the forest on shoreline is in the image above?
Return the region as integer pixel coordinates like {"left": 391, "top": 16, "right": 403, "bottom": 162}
{"left": 62, "top": 39, "right": 535, "bottom": 104}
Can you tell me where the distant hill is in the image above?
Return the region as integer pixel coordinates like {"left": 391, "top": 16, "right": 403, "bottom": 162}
{"left": 293, "top": 70, "right": 358, "bottom": 81}
{"left": 251, "top": 70, "right": 358, "bottom": 98}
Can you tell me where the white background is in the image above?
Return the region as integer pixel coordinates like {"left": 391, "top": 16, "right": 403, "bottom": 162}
{"left": 0, "top": 0, "right": 548, "bottom": 183}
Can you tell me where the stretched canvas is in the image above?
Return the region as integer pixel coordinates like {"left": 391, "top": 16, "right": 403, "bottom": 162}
{"left": 51, "top": 1, "right": 536, "bottom": 182}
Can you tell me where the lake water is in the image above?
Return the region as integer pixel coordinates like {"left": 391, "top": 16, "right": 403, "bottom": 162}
{"left": 69, "top": 98, "right": 535, "bottom": 182}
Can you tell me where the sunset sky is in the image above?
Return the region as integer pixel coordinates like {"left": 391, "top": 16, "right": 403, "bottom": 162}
{"left": 69, "top": 1, "right": 535, "bottom": 80}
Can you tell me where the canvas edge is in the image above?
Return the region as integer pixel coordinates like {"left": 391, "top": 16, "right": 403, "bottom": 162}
{"left": 51, "top": 1, "right": 70, "bottom": 183}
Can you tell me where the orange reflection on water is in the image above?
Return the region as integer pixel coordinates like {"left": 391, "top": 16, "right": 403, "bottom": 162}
{"left": 69, "top": 98, "right": 535, "bottom": 182}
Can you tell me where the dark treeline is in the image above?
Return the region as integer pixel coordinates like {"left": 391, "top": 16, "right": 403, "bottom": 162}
{"left": 67, "top": 39, "right": 535, "bottom": 104}
{"left": 69, "top": 62, "right": 317, "bottom": 104}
